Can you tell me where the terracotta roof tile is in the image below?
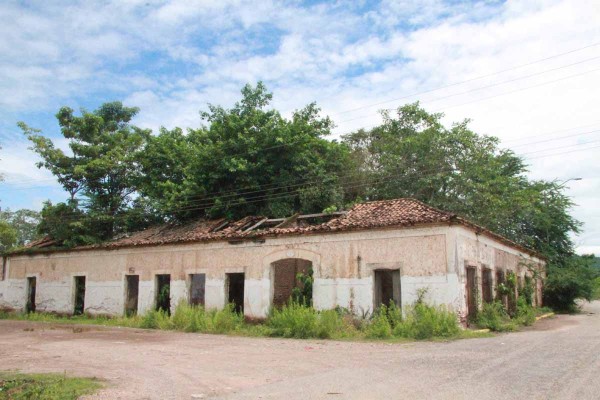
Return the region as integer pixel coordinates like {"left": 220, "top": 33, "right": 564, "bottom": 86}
{"left": 16, "top": 198, "right": 542, "bottom": 259}
{"left": 96, "top": 198, "right": 455, "bottom": 249}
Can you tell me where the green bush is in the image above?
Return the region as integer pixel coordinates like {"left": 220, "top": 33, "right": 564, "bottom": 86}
{"left": 476, "top": 301, "right": 516, "bottom": 332}
{"left": 544, "top": 255, "right": 596, "bottom": 312}
{"left": 515, "top": 298, "right": 536, "bottom": 326}
{"left": 394, "top": 303, "right": 459, "bottom": 339}
{"left": 140, "top": 309, "right": 171, "bottom": 329}
{"left": 316, "top": 309, "right": 344, "bottom": 339}
{"left": 268, "top": 302, "right": 318, "bottom": 338}
{"left": 212, "top": 303, "right": 244, "bottom": 333}
{"left": 365, "top": 311, "right": 393, "bottom": 339}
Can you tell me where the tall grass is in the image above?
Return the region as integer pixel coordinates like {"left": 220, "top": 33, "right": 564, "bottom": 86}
{"left": 2, "top": 296, "right": 469, "bottom": 341}
{"left": 476, "top": 298, "right": 537, "bottom": 331}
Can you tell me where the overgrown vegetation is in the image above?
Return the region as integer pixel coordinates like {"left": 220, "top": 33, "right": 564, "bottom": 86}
{"left": 0, "top": 295, "right": 477, "bottom": 341}
{"left": 7, "top": 83, "right": 595, "bottom": 307}
{"left": 0, "top": 372, "right": 101, "bottom": 400}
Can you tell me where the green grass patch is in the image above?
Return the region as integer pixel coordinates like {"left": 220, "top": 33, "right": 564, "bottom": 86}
{"left": 1, "top": 293, "right": 545, "bottom": 342}
{"left": 0, "top": 371, "right": 101, "bottom": 400}
{"left": 475, "top": 298, "right": 542, "bottom": 332}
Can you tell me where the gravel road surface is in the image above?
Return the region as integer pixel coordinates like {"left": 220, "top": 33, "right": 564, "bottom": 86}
{"left": 1, "top": 302, "right": 598, "bottom": 400}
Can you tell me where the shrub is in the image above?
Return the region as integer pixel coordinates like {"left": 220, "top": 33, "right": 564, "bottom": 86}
{"left": 365, "top": 307, "right": 393, "bottom": 339}
{"left": 171, "top": 301, "right": 209, "bottom": 332}
{"left": 476, "top": 301, "right": 516, "bottom": 332}
{"left": 515, "top": 298, "right": 536, "bottom": 326}
{"left": 316, "top": 309, "right": 344, "bottom": 339}
{"left": 544, "top": 255, "right": 596, "bottom": 312}
{"left": 268, "top": 302, "right": 318, "bottom": 338}
{"left": 212, "top": 303, "right": 244, "bottom": 333}
{"left": 140, "top": 309, "right": 171, "bottom": 329}
{"left": 394, "top": 303, "right": 459, "bottom": 339}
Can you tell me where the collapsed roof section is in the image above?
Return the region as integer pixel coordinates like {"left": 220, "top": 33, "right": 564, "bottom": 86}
{"left": 17, "top": 198, "right": 543, "bottom": 258}
{"left": 93, "top": 198, "right": 455, "bottom": 248}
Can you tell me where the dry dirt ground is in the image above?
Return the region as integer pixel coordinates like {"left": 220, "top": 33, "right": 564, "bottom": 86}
{"left": 1, "top": 302, "right": 599, "bottom": 400}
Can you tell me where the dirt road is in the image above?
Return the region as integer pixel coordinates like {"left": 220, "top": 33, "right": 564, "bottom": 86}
{"left": 1, "top": 302, "right": 599, "bottom": 400}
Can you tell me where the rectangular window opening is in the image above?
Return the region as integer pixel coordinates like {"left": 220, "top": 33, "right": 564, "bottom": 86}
{"left": 373, "top": 269, "right": 401, "bottom": 310}
{"left": 189, "top": 273, "right": 206, "bottom": 306}
{"left": 466, "top": 266, "right": 477, "bottom": 321}
{"left": 26, "top": 277, "right": 36, "bottom": 313}
{"left": 482, "top": 268, "right": 493, "bottom": 304}
{"left": 125, "top": 275, "right": 139, "bottom": 316}
{"left": 73, "top": 276, "right": 86, "bottom": 315}
{"left": 155, "top": 274, "right": 171, "bottom": 314}
{"left": 226, "top": 273, "right": 244, "bottom": 314}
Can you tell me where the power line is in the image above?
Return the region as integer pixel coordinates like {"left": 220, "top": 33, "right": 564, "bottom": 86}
{"left": 44, "top": 141, "right": 599, "bottom": 225}
{"left": 335, "top": 55, "right": 600, "bottom": 126}
{"left": 328, "top": 41, "right": 600, "bottom": 117}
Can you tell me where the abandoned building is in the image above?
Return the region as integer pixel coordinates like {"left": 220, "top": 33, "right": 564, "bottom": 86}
{"left": 0, "top": 198, "right": 545, "bottom": 321}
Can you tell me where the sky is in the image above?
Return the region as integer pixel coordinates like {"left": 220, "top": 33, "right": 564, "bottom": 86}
{"left": 0, "top": 0, "right": 598, "bottom": 254}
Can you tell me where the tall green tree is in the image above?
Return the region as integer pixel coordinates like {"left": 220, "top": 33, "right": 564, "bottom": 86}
{"left": 0, "top": 209, "right": 41, "bottom": 246}
{"left": 137, "top": 82, "right": 350, "bottom": 220}
{"left": 343, "top": 103, "right": 580, "bottom": 260}
{"left": 0, "top": 220, "right": 17, "bottom": 251}
{"left": 20, "top": 102, "right": 151, "bottom": 243}
{"left": 343, "top": 103, "right": 584, "bottom": 309}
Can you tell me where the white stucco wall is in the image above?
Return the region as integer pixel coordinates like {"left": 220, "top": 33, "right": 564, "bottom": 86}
{"left": 0, "top": 224, "right": 543, "bottom": 319}
{"left": 453, "top": 225, "right": 545, "bottom": 320}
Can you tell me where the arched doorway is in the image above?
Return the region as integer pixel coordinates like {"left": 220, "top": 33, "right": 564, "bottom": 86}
{"left": 271, "top": 258, "right": 313, "bottom": 307}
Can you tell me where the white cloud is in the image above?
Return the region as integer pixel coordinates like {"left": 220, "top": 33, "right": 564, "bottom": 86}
{"left": 0, "top": 0, "right": 599, "bottom": 253}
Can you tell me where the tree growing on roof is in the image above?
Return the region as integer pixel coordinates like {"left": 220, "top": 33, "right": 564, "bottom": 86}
{"left": 343, "top": 102, "right": 584, "bottom": 309}
{"left": 136, "top": 82, "right": 350, "bottom": 220}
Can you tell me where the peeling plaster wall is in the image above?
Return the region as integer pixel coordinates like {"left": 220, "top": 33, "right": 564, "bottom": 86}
{"left": 454, "top": 226, "right": 546, "bottom": 321}
{"left": 2, "top": 225, "right": 468, "bottom": 318}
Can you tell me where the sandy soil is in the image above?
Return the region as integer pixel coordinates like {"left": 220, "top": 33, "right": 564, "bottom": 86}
{"left": 0, "top": 302, "right": 598, "bottom": 400}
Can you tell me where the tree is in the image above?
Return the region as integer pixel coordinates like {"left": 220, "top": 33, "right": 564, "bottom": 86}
{"left": 544, "top": 254, "right": 597, "bottom": 311}
{"left": 342, "top": 103, "right": 580, "bottom": 259}
{"left": 137, "top": 82, "right": 350, "bottom": 220}
{"left": 20, "top": 102, "right": 152, "bottom": 244}
{"left": 0, "top": 209, "right": 41, "bottom": 246}
{"left": 0, "top": 220, "right": 17, "bottom": 251}
{"left": 343, "top": 103, "right": 584, "bottom": 308}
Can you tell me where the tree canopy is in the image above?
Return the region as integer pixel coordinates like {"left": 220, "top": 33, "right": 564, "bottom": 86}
{"left": 341, "top": 103, "right": 581, "bottom": 265}
{"left": 20, "top": 102, "right": 152, "bottom": 243}
{"left": 137, "top": 83, "right": 349, "bottom": 221}
{"left": 14, "top": 83, "right": 593, "bottom": 309}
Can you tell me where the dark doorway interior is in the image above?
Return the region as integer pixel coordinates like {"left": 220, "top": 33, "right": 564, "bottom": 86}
{"left": 26, "top": 277, "right": 36, "bottom": 313}
{"left": 495, "top": 270, "right": 505, "bottom": 298}
{"left": 189, "top": 273, "right": 206, "bottom": 306}
{"left": 482, "top": 269, "right": 493, "bottom": 304}
{"left": 125, "top": 275, "right": 139, "bottom": 316}
{"left": 374, "top": 269, "right": 401, "bottom": 309}
{"left": 74, "top": 276, "right": 86, "bottom": 315}
{"left": 272, "top": 258, "right": 312, "bottom": 307}
{"left": 226, "top": 273, "right": 244, "bottom": 314}
{"left": 156, "top": 274, "right": 171, "bottom": 314}
{"left": 466, "top": 267, "right": 477, "bottom": 320}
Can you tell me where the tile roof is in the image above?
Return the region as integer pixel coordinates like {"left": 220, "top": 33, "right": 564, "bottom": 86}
{"left": 98, "top": 198, "right": 455, "bottom": 248}
{"left": 17, "top": 198, "right": 542, "bottom": 258}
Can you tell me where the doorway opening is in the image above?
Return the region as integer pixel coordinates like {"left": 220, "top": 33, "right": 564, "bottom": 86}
{"left": 73, "top": 276, "right": 86, "bottom": 315}
{"left": 466, "top": 266, "right": 477, "bottom": 321}
{"left": 482, "top": 268, "right": 493, "bottom": 304}
{"left": 155, "top": 274, "right": 171, "bottom": 314}
{"left": 189, "top": 273, "right": 206, "bottom": 306}
{"left": 26, "top": 277, "right": 36, "bottom": 313}
{"left": 373, "top": 269, "right": 401, "bottom": 309}
{"left": 226, "top": 273, "right": 244, "bottom": 314}
{"left": 272, "top": 258, "right": 313, "bottom": 307}
{"left": 125, "top": 275, "right": 139, "bottom": 316}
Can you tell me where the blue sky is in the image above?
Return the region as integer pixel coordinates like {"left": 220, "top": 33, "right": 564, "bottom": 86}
{"left": 1, "top": 0, "right": 599, "bottom": 253}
